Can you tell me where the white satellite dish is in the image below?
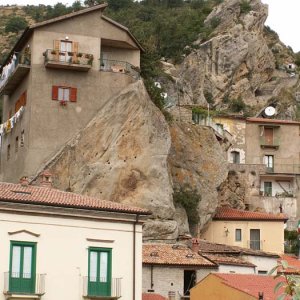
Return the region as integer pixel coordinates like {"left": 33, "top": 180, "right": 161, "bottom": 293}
{"left": 154, "top": 82, "right": 161, "bottom": 89}
{"left": 264, "top": 106, "right": 276, "bottom": 117}
{"left": 161, "top": 92, "right": 168, "bottom": 99}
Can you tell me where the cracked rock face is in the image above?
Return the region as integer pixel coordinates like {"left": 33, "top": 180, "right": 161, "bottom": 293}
{"left": 177, "top": 0, "right": 275, "bottom": 106}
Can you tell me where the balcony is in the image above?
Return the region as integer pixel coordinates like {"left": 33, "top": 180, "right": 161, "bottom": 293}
{"left": 83, "top": 277, "right": 121, "bottom": 300}
{"left": 3, "top": 272, "right": 45, "bottom": 299}
{"left": 248, "top": 240, "right": 263, "bottom": 251}
{"left": 100, "top": 59, "right": 140, "bottom": 80}
{"left": 260, "top": 136, "right": 280, "bottom": 149}
{"left": 44, "top": 49, "right": 93, "bottom": 72}
{"left": 0, "top": 52, "right": 31, "bottom": 96}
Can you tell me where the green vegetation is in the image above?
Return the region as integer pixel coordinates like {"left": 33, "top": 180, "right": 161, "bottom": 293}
{"left": 5, "top": 16, "right": 28, "bottom": 33}
{"left": 239, "top": 0, "right": 251, "bottom": 14}
{"left": 173, "top": 184, "right": 201, "bottom": 226}
{"left": 284, "top": 230, "right": 299, "bottom": 255}
{"left": 229, "top": 97, "right": 246, "bottom": 112}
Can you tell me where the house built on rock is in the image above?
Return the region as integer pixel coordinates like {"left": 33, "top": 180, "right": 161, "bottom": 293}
{"left": 0, "top": 3, "right": 142, "bottom": 183}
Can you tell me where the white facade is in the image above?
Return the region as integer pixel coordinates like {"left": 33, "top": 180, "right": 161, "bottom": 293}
{"left": 217, "top": 264, "right": 255, "bottom": 274}
{"left": 0, "top": 204, "right": 144, "bottom": 300}
{"left": 243, "top": 255, "right": 278, "bottom": 274}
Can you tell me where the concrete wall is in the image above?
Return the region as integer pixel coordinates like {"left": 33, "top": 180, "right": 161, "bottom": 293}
{"left": 218, "top": 264, "right": 255, "bottom": 274}
{"left": 0, "top": 209, "right": 143, "bottom": 300}
{"left": 202, "top": 220, "right": 285, "bottom": 254}
{"left": 190, "top": 274, "right": 256, "bottom": 300}
{"left": 0, "top": 10, "right": 140, "bottom": 182}
{"left": 142, "top": 265, "right": 215, "bottom": 300}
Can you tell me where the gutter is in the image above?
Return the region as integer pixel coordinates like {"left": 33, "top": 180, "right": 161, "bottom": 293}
{"left": 133, "top": 214, "right": 139, "bottom": 300}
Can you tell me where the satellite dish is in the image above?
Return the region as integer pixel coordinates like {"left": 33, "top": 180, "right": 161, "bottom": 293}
{"left": 154, "top": 82, "right": 161, "bottom": 89}
{"left": 161, "top": 92, "right": 168, "bottom": 99}
{"left": 264, "top": 106, "right": 276, "bottom": 117}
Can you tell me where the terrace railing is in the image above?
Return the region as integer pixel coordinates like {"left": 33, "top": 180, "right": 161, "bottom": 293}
{"left": 100, "top": 59, "right": 140, "bottom": 79}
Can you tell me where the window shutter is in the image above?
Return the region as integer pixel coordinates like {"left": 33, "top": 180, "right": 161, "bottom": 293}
{"left": 52, "top": 86, "right": 59, "bottom": 100}
{"left": 70, "top": 88, "right": 77, "bottom": 102}
{"left": 72, "top": 42, "right": 79, "bottom": 53}
{"left": 54, "top": 40, "right": 60, "bottom": 51}
{"left": 23, "top": 91, "right": 27, "bottom": 106}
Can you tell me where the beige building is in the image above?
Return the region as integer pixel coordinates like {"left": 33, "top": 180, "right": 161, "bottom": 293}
{"left": 0, "top": 175, "right": 149, "bottom": 300}
{"left": 0, "top": 3, "right": 142, "bottom": 182}
{"left": 202, "top": 206, "right": 287, "bottom": 254}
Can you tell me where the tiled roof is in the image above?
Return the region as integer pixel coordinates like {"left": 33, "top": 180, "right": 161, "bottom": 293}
{"left": 213, "top": 206, "right": 288, "bottom": 221}
{"left": 278, "top": 255, "right": 300, "bottom": 274}
{"left": 247, "top": 117, "right": 300, "bottom": 125}
{"left": 199, "top": 240, "right": 279, "bottom": 258}
{"left": 142, "top": 293, "right": 166, "bottom": 300}
{"left": 0, "top": 182, "right": 150, "bottom": 215}
{"left": 212, "top": 273, "right": 289, "bottom": 300}
{"left": 143, "top": 243, "right": 216, "bottom": 267}
{"left": 202, "top": 253, "right": 256, "bottom": 267}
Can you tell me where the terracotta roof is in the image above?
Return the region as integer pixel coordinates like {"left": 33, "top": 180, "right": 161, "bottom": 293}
{"left": 0, "top": 182, "right": 150, "bottom": 215}
{"left": 213, "top": 206, "right": 288, "bottom": 221}
{"left": 211, "top": 273, "right": 289, "bottom": 300}
{"left": 278, "top": 255, "right": 300, "bottom": 274}
{"left": 202, "top": 253, "right": 256, "bottom": 267}
{"left": 247, "top": 117, "right": 300, "bottom": 125}
{"left": 199, "top": 240, "right": 279, "bottom": 258}
{"left": 142, "top": 293, "right": 166, "bottom": 300}
{"left": 143, "top": 243, "right": 217, "bottom": 267}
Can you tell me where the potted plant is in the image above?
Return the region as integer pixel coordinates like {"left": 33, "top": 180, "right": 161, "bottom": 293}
{"left": 68, "top": 51, "right": 74, "bottom": 56}
{"left": 51, "top": 50, "right": 57, "bottom": 55}
{"left": 87, "top": 54, "right": 94, "bottom": 66}
{"left": 59, "top": 100, "right": 67, "bottom": 106}
{"left": 77, "top": 53, "right": 83, "bottom": 58}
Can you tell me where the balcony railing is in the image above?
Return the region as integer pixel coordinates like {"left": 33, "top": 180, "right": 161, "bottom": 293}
{"left": 100, "top": 59, "right": 140, "bottom": 79}
{"left": 0, "top": 51, "right": 31, "bottom": 95}
{"left": 83, "top": 277, "right": 122, "bottom": 299}
{"left": 248, "top": 240, "right": 263, "bottom": 251}
{"left": 260, "top": 136, "right": 280, "bottom": 148}
{"left": 44, "top": 49, "right": 93, "bottom": 71}
{"left": 3, "top": 272, "right": 46, "bottom": 296}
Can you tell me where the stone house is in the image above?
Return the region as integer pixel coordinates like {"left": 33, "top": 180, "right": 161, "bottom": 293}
{"left": 190, "top": 273, "right": 285, "bottom": 300}
{"left": 0, "top": 3, "right": 142, "bottom": 183}
{"left": 0, "top": 174, "right": 149, "bottom": 300}
{"left": 214, "top": 116, "right": 300, "bottom": 229}
{"left": 201, "top": 206, "right": 287, "bottom": 254}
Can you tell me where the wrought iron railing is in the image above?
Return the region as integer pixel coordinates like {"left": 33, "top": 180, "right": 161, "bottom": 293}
{"left": 248, "top": 240, "right": 263, "bottom": 251}
{"left": 0, "top": 51, "right": 31, "bottom": 90}
{"left": 44, "top": 49, "right": 94, "bottom": 66}
{"left": 3, "top": 272, "right": 46, "bottom": 295}
{"left": 100, "top": 59, "right": 140, "bottom": 79}
{"left": 82, "top": 277, "right": 122, "bottom": 298}
{"left": 260, "top": 136, "right": 280, "bottom": 147}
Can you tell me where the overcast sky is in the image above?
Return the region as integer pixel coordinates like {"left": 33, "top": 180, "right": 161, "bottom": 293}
{"left": 1, "top": 0, "right": 300, "bottom": 52}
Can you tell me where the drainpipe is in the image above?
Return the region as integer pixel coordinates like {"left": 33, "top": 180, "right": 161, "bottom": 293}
{"left": 133, "top": 214, "right": 139, "bottom": 300}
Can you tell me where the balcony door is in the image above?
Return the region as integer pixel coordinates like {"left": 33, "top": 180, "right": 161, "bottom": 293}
{"left": 9, "top": 242, "right": 36, "bottom": 294}
{"left": 88, "top": 248, "right": 112, "bottom": 297}
{"left": 264, "top": 128, "right": 274, "bottom": 145}
{"left": 250, "top": 229, "right": 260, "bottom": 250}
{"left": 60, "top": 41, "right": 72, "bottom": 62}
{"left": 264, "top": 155, "right": 274, "bottom": 172}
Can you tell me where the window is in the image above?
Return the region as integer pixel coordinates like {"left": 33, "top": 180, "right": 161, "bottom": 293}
{"left": 88, "top": 248, "right": 112, "bottom": 297}
{"left": 52, "top": 86, "right": 77, "bottom": 102}
{"left": 231, "top": 151, "right": 240, "bottom": 164}
{"left": 250, "top": 229, "right": 261, "bottom": 250}
{"left": 264, "top": 182, "right": 272, "bottom": 196}
{"left": 258, "top": 270, "right": 267, "bottom": 275}
{"left": 235, "top": 229, "right": 242, "bottom": 241}
{"left": 264, "top": 155, "right": 274, "bottom": 172}
{"left": 15, "top": 137, "right": 19, "bottom": 153}
{"left": 20, "top": 130, "right": 25, "bottom": 147}
{"left": 9, "top": 241, "right": 36, "bottom": 294}
{"left": 7, "top": 144, "right": 10, "bottom": 160}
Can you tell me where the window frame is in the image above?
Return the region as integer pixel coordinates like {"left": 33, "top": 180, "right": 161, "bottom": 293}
{"left": 235, "top": 228, "right": 242, "bottom": 241}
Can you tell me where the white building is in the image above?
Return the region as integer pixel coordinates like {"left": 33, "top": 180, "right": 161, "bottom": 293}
{"left": 0, "top": 176, "right": 149, "bottom": 300}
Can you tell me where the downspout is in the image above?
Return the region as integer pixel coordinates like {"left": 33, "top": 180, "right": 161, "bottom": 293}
{"left": 133, "top": 214, "right": 139, "bottom": 300}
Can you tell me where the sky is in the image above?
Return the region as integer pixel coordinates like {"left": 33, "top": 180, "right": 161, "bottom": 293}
{"left": 1, "top": 0, "right": 300, "bottom": 52}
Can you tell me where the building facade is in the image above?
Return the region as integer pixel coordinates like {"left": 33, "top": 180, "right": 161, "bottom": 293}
{"left": 0, "top": 4, "right": 142, "bottom": 182}
{"left": 0, "top": 178, "right": 149, "bottom": 300}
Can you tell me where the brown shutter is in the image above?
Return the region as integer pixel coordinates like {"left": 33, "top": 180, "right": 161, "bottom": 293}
{"left": 23, "top": 91, "right": 27, "bottom": 106}
{"left": 52, "top": 86, "right": 59, "bottom": 100}
{"left": 70, "top": 88, "right": 77, "bottom": 102}
{"left": 72, "top": 42, "right": 79, "bottom": 63}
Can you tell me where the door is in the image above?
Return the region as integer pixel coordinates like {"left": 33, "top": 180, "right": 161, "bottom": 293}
{"left": 60, "top": 41, "right": 72, "bottom": 62}
{"left": 9, "top": 242, "right": 36, "bottom": 294}
{"left": 264, "top": 128, "right": 273, "bottom": 145}
{"left": 184, "top": 270, "right": 196, "bottom": 296}
{"left": 88, "top": 248, "right": 112, "bottom": 297}
{"left": 250, "top": 229, "right": 260, "bottom": 250}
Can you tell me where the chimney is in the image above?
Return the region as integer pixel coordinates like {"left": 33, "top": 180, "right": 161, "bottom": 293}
{"left": 168, "top": 291, "right": 175, "bottom": 300}
{"left": 258, "top": 292, "right": 264, "bottom": 300}
{"left": 20, "top": 176, "right": 29, "bottom": 187}
{"left": 191, "top": 238, "right": 200, "bottom": 253}
{"left": 39, "top": 170, "right": 53, "bottom": 188}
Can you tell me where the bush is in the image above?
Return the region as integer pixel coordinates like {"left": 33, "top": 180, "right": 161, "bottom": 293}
{"left": 5, "top": 16, "right": 28, "bottom": 33}
{"left": 230, "top": 97, "right": 246, "bottom": 112}
{"left": 240, "top": 0, "right": 251, "bottom": 14}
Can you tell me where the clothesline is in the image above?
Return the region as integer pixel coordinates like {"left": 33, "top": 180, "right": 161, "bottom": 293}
{"left": 0, "top": 54, "right": 18, "bottom": 90}
{"left": 0, "top": 106, "right": 25, "bottom": 148}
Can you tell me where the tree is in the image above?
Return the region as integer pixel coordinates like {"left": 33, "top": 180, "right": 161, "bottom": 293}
{"left": 5, "top": 16, "right": 28, "bottom": 33}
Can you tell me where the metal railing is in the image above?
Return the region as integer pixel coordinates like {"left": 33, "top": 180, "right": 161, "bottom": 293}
{"left": 44, "top": 49, "right": 93, "bottom": 66}
{"left": 260, "top": 136, "right": 280, "bottom": 147}
{"left": 3, "top": 272, "right": 46, "bottom": 295}
{"left": 248, "top": 240, "right": 263, "bottom": 251}
{"left": 192, "top": 114, "right": 225, "bottom": 137}
{"left": 0, "top": 51, "right": 31, "bottom": 90}
{"left": 82, "top": 277, "right": 122, "bottom": 298}
{"left": 100, "top": 59, "right": 140, "bottom": 79}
